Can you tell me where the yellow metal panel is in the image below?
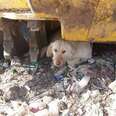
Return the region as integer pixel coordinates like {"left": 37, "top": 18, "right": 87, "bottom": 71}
{"left": 0, "top": 0, "right": 28, "bottom": 9}
{"left": 0, "top": 0, "right": 57, "bottom": 20}
{"left": 0, "top": 0, "right": 116, "bottom": 42}
{"left": 87, "top": 0, "right": 116, "bottom": 42}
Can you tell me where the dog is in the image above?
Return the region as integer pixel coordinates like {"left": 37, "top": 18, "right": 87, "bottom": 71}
{"left": 0, "top": 19, "right": 29, "bottom": 65}
{"left": 47, "top": 39, "right": 92, "bottom": 67}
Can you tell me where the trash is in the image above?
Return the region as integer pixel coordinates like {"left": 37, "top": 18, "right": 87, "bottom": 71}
{"left": 29, "top": 100, "right": 46, "bottom": 113}
{"left": 109, "top": 80, "right": 116, "bottom": 93}
{"left": 0, "top": 52, "right": 115, "bottom": 116}
{"left": 54, "top": 74, "right": 64, "bottom": 81}
{"left": 42, "top": 96, "right": 53, "bottom": 104}
{"left": 53, "top": 66, "right": 66, "bottom": 81}
{"left": 48, "top": 99, "right": 60, "bottom": 116}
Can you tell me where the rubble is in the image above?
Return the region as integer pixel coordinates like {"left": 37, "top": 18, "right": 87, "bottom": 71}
{"left": 109, "top": 80, "right": 116, "bottom": 93}
{"left": 0, "top": 54, "right": 115, "bottom": 116}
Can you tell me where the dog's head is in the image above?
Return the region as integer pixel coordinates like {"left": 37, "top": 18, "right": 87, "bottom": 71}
{"left": 47, "top": 40, "right": 74, "bottom": 67}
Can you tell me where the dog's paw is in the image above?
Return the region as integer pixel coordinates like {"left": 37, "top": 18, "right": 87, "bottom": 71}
{"left": 11, "top": 57, "right": 21, "bottom": 66}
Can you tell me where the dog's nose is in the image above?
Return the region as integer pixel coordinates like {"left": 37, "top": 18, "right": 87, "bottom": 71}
{"left": 55, "top": 60, "right": 61, "bottom": 66}
{"left": 56, "top": 61, "right": 60, "bottom": 66}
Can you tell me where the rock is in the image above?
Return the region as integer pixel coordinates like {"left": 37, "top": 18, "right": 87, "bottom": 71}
{"left": 11, "top": 100, "right": 33, "bottom": 116}
{"left": 53, "top": 83, "right": 66, "bottom": 98}
{"left": 42, "top": 96, "right": 53, "bottom": 104}
{"left": 0, "top": 89, "right": 4, "bottom": 96}
{"left": 0, "top": 49, "right": 115, "bottom": 115}
{"left": 34, "top": 109, "right": 49, "bottom": 116}
{"left": 81, "top": 90, "right": 91, "bottom": 102}
{"left": 48, "top": 99, "right": 60, "bottom": 116}
{"left": 109, "top": 80, "right": 116, "bottom": 93}
{"left": 84, "top": 103, "right": 103, "bottom": 116}
{"left": 59, "top": 101, "right": 67, "bottom": 110}
{"left": 105, "top": 94, "right": 116, "bottom": 116}
{"left": 4, "top": 86, "right": 27, "bottom": 101}
{"left": 91, "top": 90, "right": 100, "bottom": 98}
{"left": 54, "top": 83, "right": 64, "bottom": 92}
{"left": 61, "top": 109, "right": 70, "bottom": 116}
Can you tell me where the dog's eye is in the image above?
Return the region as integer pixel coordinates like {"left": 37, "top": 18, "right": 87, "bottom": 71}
{"left": 62, "top": 50, "right": 66, "bottom": 54}
{"left": 54, "top": 49, "right": 58, "bottom": 52}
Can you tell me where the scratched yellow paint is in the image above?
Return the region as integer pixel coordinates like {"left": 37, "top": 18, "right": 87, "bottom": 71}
{"left": 61, "top": 27, "right": 89, "bottom": 41}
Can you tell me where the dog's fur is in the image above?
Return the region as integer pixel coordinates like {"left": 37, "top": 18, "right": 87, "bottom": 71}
{"left": 0, "top": 19, "right": 29, "bottom": 64}
{"left": 47, "top": 40, "right": 92, "bottom": 67}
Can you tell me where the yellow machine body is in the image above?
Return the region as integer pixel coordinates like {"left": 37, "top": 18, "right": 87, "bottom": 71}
{"left": 0, "top": 0, "right": 116, "bottom": 42}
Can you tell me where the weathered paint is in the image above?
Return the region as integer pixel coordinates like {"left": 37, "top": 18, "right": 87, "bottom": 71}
{"left": 0, "top": 0, "right": 28, "bottom": 10}
{"left": 0, "top": 0, "right": 116, "bottom": 42}
{"left": 1, "top": 13, "right": 58, "bottom": 20}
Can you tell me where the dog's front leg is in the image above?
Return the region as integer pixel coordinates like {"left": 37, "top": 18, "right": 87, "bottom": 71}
{"left": 3, "top": 28, "right": 14, "bottom": 66}
{"left": 28, "top": 21, "right": 47, "bottom": 63}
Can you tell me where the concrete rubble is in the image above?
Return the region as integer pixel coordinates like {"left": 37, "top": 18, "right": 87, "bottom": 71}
{"left": 0, "top": 55, "right": 115, "bottom": 116}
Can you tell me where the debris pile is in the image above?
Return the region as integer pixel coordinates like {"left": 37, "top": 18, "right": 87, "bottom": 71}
{"left": 0, "top": 56, "right": 115, "bottom": 116}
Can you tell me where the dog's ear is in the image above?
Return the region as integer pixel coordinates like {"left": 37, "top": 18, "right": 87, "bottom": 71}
{"left": 46, "top": 43, "right": 53, "bottom": 57}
